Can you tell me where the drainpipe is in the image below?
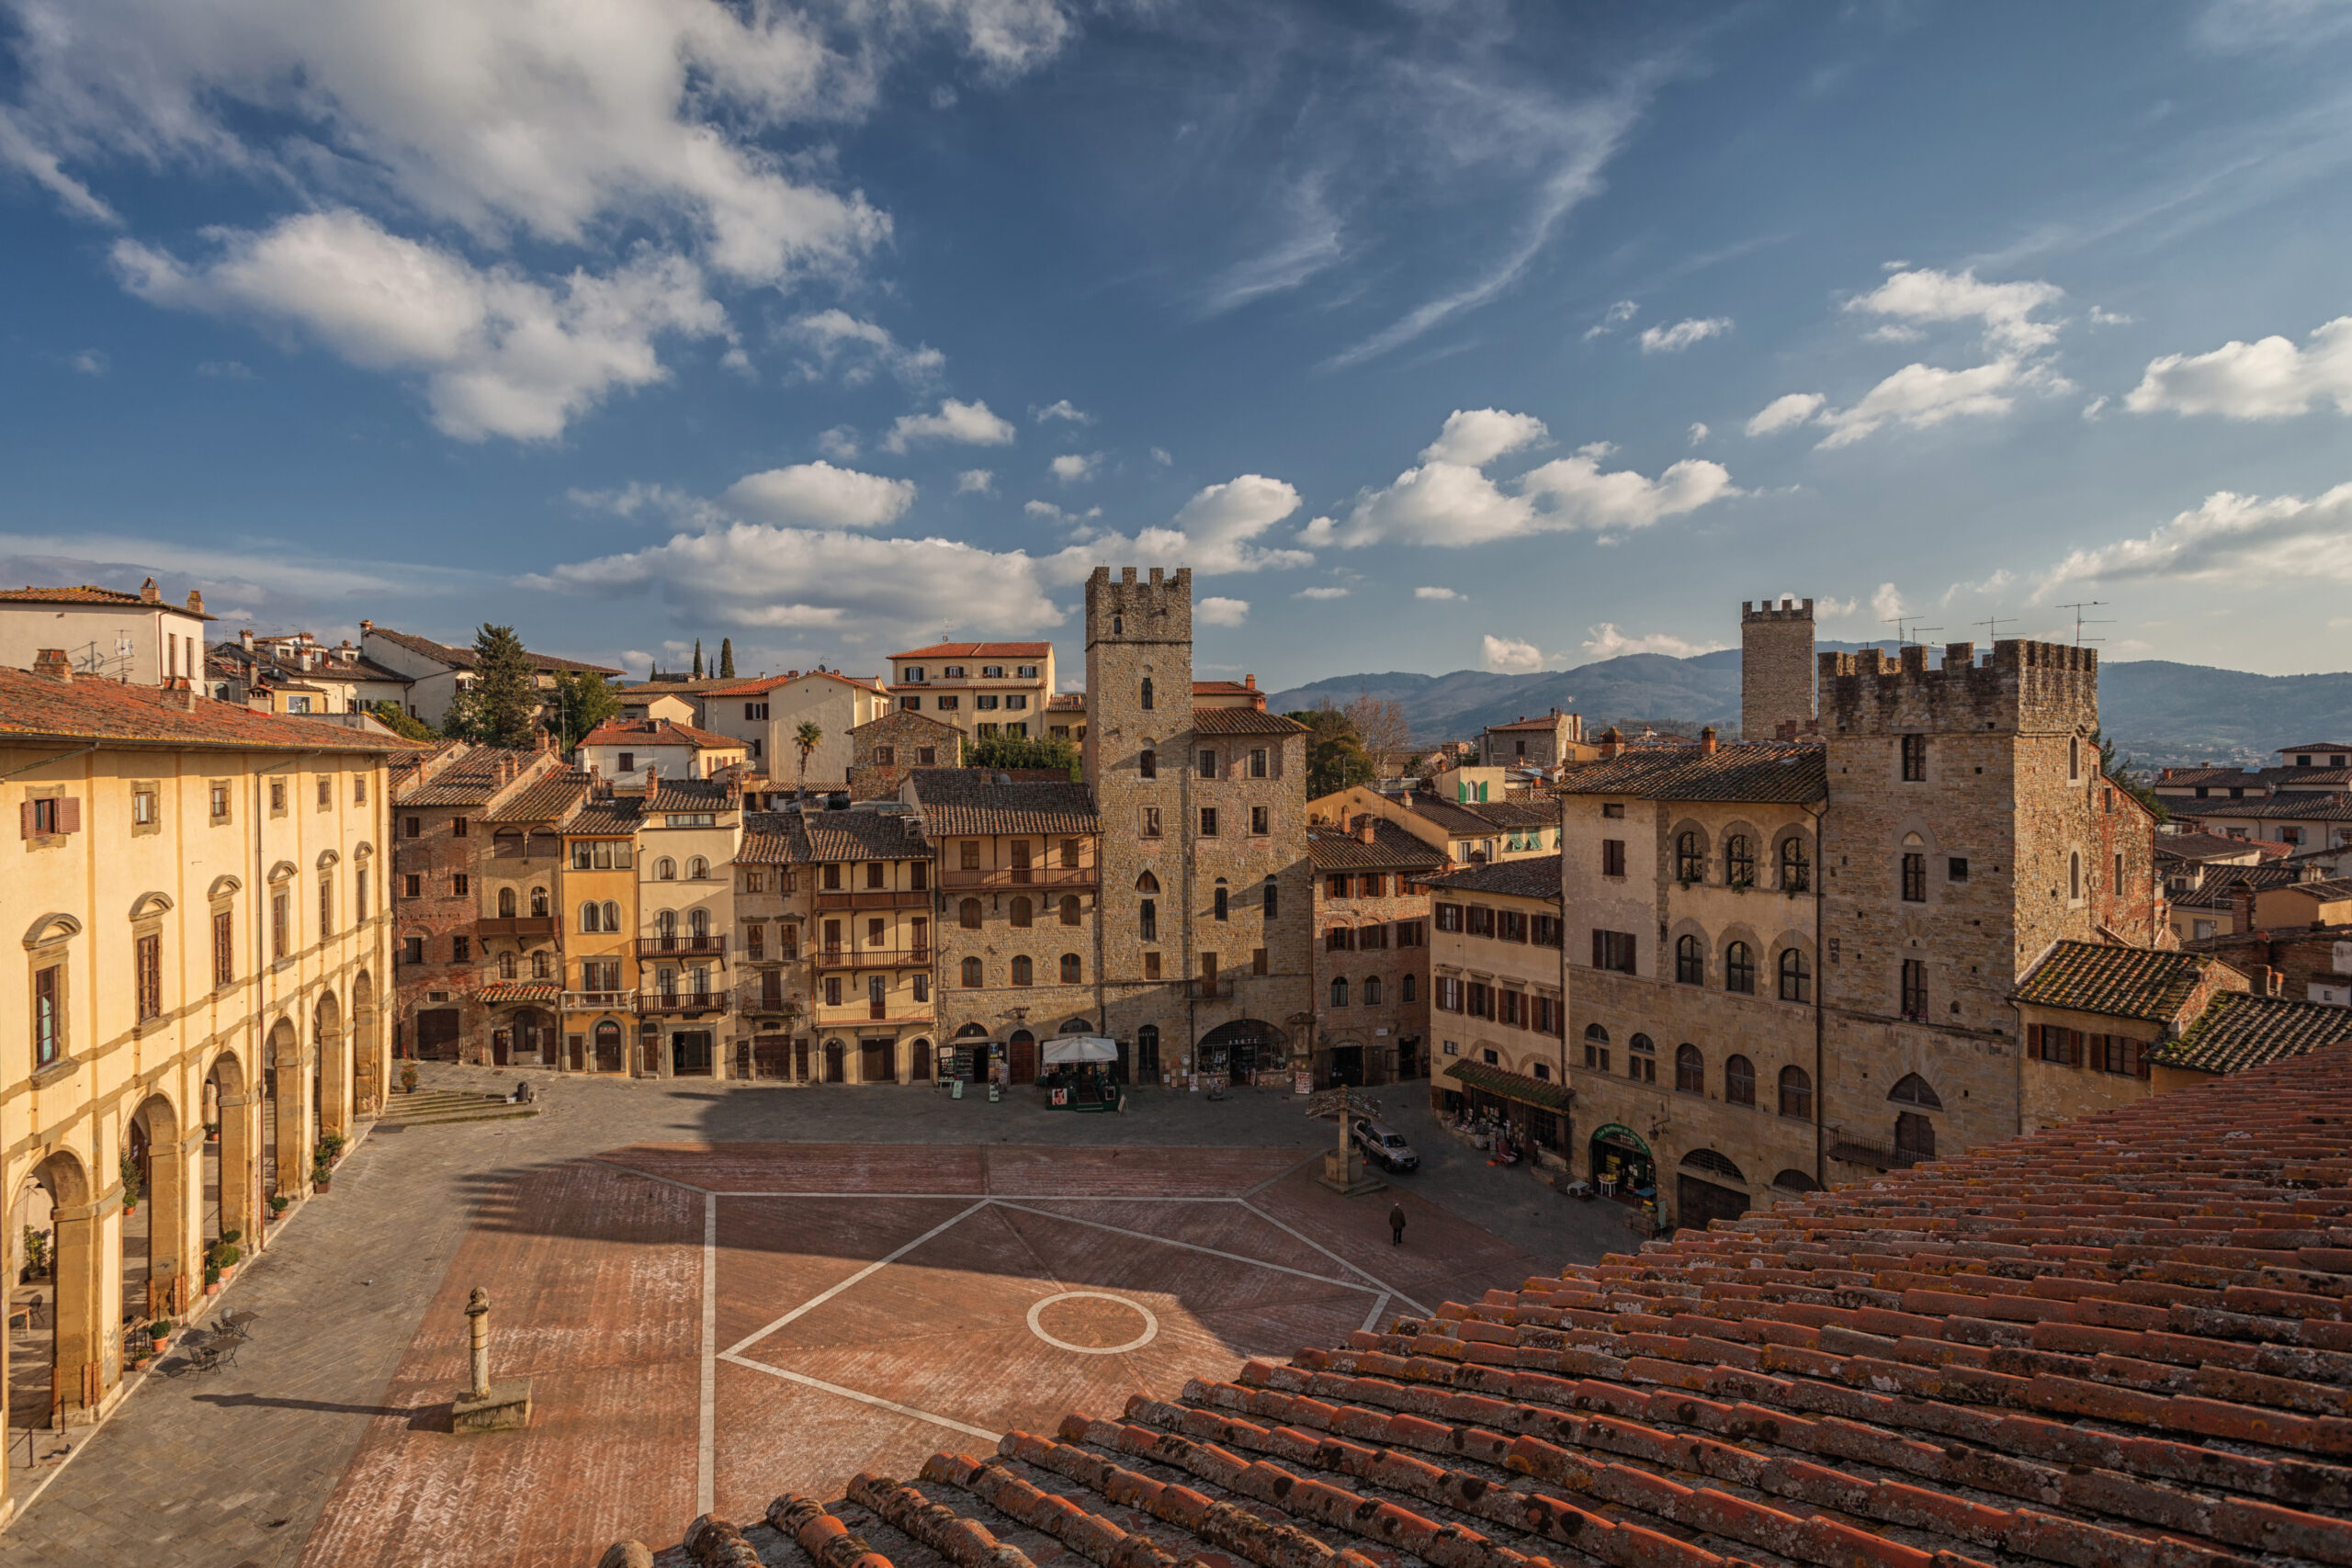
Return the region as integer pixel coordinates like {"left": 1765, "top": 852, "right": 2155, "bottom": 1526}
{"left": 0, "top": 742, "right": 99, "bottom": 784}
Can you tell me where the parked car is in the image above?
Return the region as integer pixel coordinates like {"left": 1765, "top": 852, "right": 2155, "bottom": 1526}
{"left": 1352, "top": 1116, "right": 1419, "bottom": 1172}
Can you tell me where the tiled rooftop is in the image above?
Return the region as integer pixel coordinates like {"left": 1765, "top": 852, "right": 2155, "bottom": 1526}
{"left": 562, "top": 797, "right": 643, "bottom": 836}
{"left": 888, "top": 642, "right": 1053, "bottom": 660}
{"left": 646, "top": 777, "right": 740, "bottom": 813}
{"left": 2155, "top": 832, "right": 2278, "bottom": 863}
{"left": 394, "top": 747, "right": 542, "bottom": 807}
{"left": 0, "top": 581, "right": 214, "bottom": 617}
{"left": 1424, "top": 852, "right": 1564, "bottom": 901}
{"left": 581, "top": 717, "right": 742, "bottom": 750}
{"left": 908, "top": 771, "right": 1100, "bottom": 837}
{"left": 1442, "top": 1056, "right": 1571, "bottom": 1109}
{"left": 2170, "top": 863, "right": 2301, "bottom": 911}
{"left": 1307, "top": 817, "right": 1449, "bottom": 874}
{"left": 0, "top": 668, "right": 403, "bottom": 753}
{"left": 738, "top": 811, "right": 802, "bottom": 864}
{"left": 637, "top": 1040, "right": 2352, "bottom": 1568}
{"left": 802, "top": 807, "right": 932, "bottom": 862}
{"left": 1557, "top": 743, "right": 1828, "bottom": 804}
{"left": 2010, "top": 940, "right": 2233, "bottom": 1021}
{"left": 2156, "top": 988, "right": 2352, "bottom": 1074}
{"left": 365, "top": 625, "right": 619, "bottom": 675}
{"left": 1191, "top": 706, "right": 1309, "bottom": 737}
{"left": 481, "top": 771, "right": 591, "bottom": 823}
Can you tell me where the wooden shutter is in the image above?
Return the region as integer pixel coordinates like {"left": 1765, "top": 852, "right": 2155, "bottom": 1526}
{"left": 57, "top": 796, "right": 79, "bottom": 833}
{"left": 19, "top": 800, "right": 35, "bottom": 839}
{"left": 2026, "top": 1023, "right": 2042, "bottom": 1057}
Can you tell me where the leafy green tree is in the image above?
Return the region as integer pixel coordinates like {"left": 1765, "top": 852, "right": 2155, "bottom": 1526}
{"left": 2097, "top": 730, "right": 2167, "bottom": 822}
{"left": 718, "top": 637, "right": 736, "bottom": 679}
{"left": 793, "top": 719, "right": 824, "bottom": 803}
{"left": 967, "top": 733, "right": 1076, "bottom": 778}
{"left": 368, "top": 701, "right": 438, "bottom": 742}
{"left": 449, "top": 624, "right": 540, "bottom": 748}
{"left": 1287, "top": 703, "right": 1375, "bottom": 799}
{"left": 692, "top": 638, "right": 704, "bottom": 679}
{"left": 548, "top": 669, "right": 619, "bottom": 750}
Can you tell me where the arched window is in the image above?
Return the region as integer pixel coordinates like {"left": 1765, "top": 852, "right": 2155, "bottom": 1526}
{"left": 532, "top": 950, "right": 550, "bottom": 979}
{"left": 1681, "top": 1148, "right": 1744, "bottom": 1182}
{"left": 1136, "top": 1022, "right": 1159, "bottom": 1072}
{"left": 688, "top": 855, "right": 709, "bottom": 880}
{"left": 1888, "top": 1073, "right": 1943, "bottom": 1109}
{"left": 1778, "top": 947, "right": 1811, "bottom": 1002}
{"left": 1895, "top": 1111, "right": 1936, "bottom": 1161}
{"left": 1060, "top": 953, "right": 1081, "bottom": 983}
{"left": 1584, "top": 1023, "right": 1609, "bottom": 1043}
{"left": 1779, "top": 1065, "right": 1813, "bottom": 1120}
{"left": 1773, "top": 1168, "right": 1823, "bottom": 1193}
{"left": 1675, "top": 1043, "right": 1703, "bottom": 1093}
{"left": 1010, "top": 897, "right": 1034, "bottom": 928}
{"left": 1011, "top": 955, "right": 1034, "bottom": 986}
{"left": 1724, "top": 1054, "right": 1756, "bottom": 1106}
{"left": 689, "top": 908, "right": 710, "bottom": 937}
{"left": 1059, "top": 895, "right": 1081, "bottom": 926}
{"left": 1363, "top": 976, "right": 1383, "bottom": 1005}
{"left": 1675, "top": 933, "right": 1703, "bottom": 985}
{"left": 1262, "top": 875, "right": 1278, "bottom": 918}
{"left": 580, "top": 902, "right": 602, "bottom": 933}
{"left": 1136, "top": 870, "right": 1159, "bottom": 893}
{"left": 960, "top": 957, "right": 983, "bottom": 987}
{"left": 656, "top": 908, "right": 678, "bottom": 937}
{"left": 959, "top": 897, "right": 983, "bottom": 930}
{"left": 602, "top": 900, "right": 621, "bottom": 931}
{"left": 1213, "top": 883, "right": 1229, "bottom": 921}
{"left": 1140, "top": 677, "right": 1154, "bottom": 710}
{"left": 1676, "top": 831, "right": 1702, "bottom": 882}
{"left": 1139, "top": 749, "right": 1156, "bottom": 779}
{"left": 1331, "top": 977, "right": 1350, "bottom": 1007}
{"left": 530, "top": 886, "right": 548, "bottom": 917}
{"left": 498, "top": 887, "right": 517, "bottom": 917}
{"left": 1725, "top": 834, "right": 1754, "bottom": 886}
{"left": 1400, "top": 974, "right": 1416, "bottom": 1003}
{"left": 655, "top": 857, "right": 677, "bottom": 881}
{"left": 1627, "top": 1032, "right": 1655, "bottom": 1083}
{"left": 2069, "top": 851, "right": 2082, "bottom": 899}
{"left": 498, "top": 952, "right": 516, "bottom": 978}
{"left": 1780, "top": 836, "right": 1810, "bottom": 892}
{"left": 1724, "top": 941, "right": 1755, "bottom": 994}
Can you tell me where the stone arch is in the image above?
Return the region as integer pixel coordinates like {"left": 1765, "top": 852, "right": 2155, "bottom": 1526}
{"left": 1668, "top": 818, "right": 1712, "bottom": 883}
{"left": 1773, "top": 825, "right": 1815, "bottom": 891}
{"left": 1888, "top": 1072, "right": 1943, "bottom": 1110}
{"left": 352, "top": 969, "right": 380, "bottom": 1116}
{"left": 314, "top": 987, "right": 348, "bottom": 1140}
{"left": 1718, "top": 819, "right": 1763, "bottom": 886}
{"left": 128, "top": 890, "right": 174, "bottom": 921}
{"left": 1197, "top": 1017, "right": 1288, "bottom": 1079}
{"left": 315, "top": 847, "right": 340, "bottom": 868}
{"left": 265, "top": 1015, "right": 302, "bottom": 1199}
{"left": 266, "top": 859, "right": 299, "bottom": 885}
{"left": 126, "top": 1090, "right": 190, "bottom": 1321}
{"left": 203, "top": 1048, "right": 254, "bottom": 1246}
{"left": 18, "top": 1146, "right": 104, "bottom": 1421}
{"left": 1668, "top": 916, "right": 1710, "bottom": 984}
{"left": 22, "top": 910, "right": 81, "bottom": 948}
{"left": 207, "top": 874, "right": 243, "bottom": 902}
{"left": 1679, "top": 1146, "right": 1745, "bottom": 1184}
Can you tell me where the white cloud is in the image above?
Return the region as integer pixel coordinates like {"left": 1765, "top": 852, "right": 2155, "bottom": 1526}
{"left": 1049, "top": 453, "right": 1100, "bottom": 484}
{"left": 1939, "top": 569, "right": 2014, "bottom": 606}
{"left": 1421, "top": 408, "right": 1548, "bottom": 467}
{"left": 1637, "top": 316, "right": 1732, "bottom": 354}
{"left": 719, "top": 461, "right": 914, "bottom": 530}
{"left": 786, "top": 310, "right": 944, "bottom": 385}
{"left": 1746, "top": 393, "right": 1826, "bottom": 437}
{"left": 68, "top": 349, "right": 107, "bottom": 375}
{"left": 1201, "top": 173, "right": 1345, "bottom": 315}
{"left": 1294, "top": 586, "right": 1349, "bottom": 600}
{"left": 1861, "top": 324, "right": 1925, "bottom": 344}
{"left": 527, "top": 523, "right": 1066, "bottom": 635}
{"left": 2082, "top": 396, "right": 2109, "bottom": 421}
{"left": 1035, "top": 399, "right": 1091, "bottom": 424}
{"left": 1870, "top": 581, "right": 1906, "bottom": 623}
{"left": 1687, "top": 423, "right": 1709, "bottom": 446}
{"left": 1316, "top": 410, "right": 1736, "bottom": 548}
{"left": 956, "top": 468, "right": 994, "bottom": 494}
{"left": 882, "top": 398, "right": 1017, "bottom": 453}
{"left": 1583, "top": 299, "right": 1638, "bottom": 340}
{"left": 1024, "top": 499, "right": 1099, "bottom": 525}
{"left": 566, "top": 481, "right": 705, "bottom": 521}
{"left": 1481, "top": 635, "right": 1547, "bottom": 673}
{"left": 2038, "top": 481, "right": 2352, "bottom": 594}
{"left": 817, "top": 425, "right": 860, "bottom": 460}
{"left": 1414, "top": 585, "right": 1464, "bottom": 601}
{"left": 112, "top": 210, "right": 724, "bottom": 441}
{"left": 1149, "top": 446, "right": 1172, "bottom": 466}
{"left": 1577, "top": 623, "right": 1726, "bottom": 660}
{"left": 2088, "top": 307, "right": 2133, "bottom": 326}
{"left": 2123, "top": 316, "right": 2352, "bottom": 420}
{"left": 196, "top": 359, "right": 253, "bottom": 379}
{"left": 1815, "top": 357, "right": 2067, "bottom": 447}
{"left": 1197, "top": 596, "right": 1250, "bottom": 626}
{"left": 1845, "top": 266, "right": 2064, "bottom": 352}
{"left": 1045, "top": 475, "right": 1314, "bottom": 580}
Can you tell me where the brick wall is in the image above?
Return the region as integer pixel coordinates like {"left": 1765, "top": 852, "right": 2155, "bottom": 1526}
{"left": 1740, "top": 599, "right": 1814, "bottom": 740}
{"left": 1312, "top": 873, "right": 1430, "bottom": 1084}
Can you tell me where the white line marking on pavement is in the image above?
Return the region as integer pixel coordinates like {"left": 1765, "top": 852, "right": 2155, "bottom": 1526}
{"left": 1238, "top": 1198, "right": 1432, "bottom": 1317}
{"left": 989, "top": 1201, "right": 1381, "bottom": 1295}
{"left": 588, "top": 1156, "right": 716, "bottom": 1194}
{"left": 719, "top": 1352, "right": 1003, "bottom": 1442}
{"left": 700, "top": 1190, "right": 718, "bottom": 1517}
{"left": 704, "top": 1191, "right": 1240, "bottom": 1201}
{"left": 1360, "top": 1292, "right": 1393, "bottom": 1334}
{"left": 723, "top": 1198, "right": 993, "bottom": 1359}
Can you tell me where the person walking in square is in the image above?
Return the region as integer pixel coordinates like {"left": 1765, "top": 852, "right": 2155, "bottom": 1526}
{"left": 1388, "top": 1203, "right": 1406, "bottom": 1247}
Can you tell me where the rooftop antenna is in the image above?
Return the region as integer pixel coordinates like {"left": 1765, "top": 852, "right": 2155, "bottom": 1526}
{"left": 2055, "top": 601, "right": 2111, "bottom": 646}
{"left": 1972, "top": 614, "right": 2014, "bottom": 643}
{"left": 1881, "top": 615, "right": 1940, "bottom": 647}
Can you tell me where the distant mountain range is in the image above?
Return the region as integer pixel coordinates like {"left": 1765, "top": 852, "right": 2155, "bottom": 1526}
{"left": 1267, "top": 649, "right": 2352, "bottom": 769}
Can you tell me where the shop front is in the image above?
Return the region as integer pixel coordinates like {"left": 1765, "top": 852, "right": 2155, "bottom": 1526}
{"left": 1439, "top": 1059, "right": 1572, "bottom": 1161}
{"left": 1198, "top": 1018, "right": 1290, "bottom": 1088}
{"left": 1589, "top": 1122, "right": 1656, "bottom": 1200}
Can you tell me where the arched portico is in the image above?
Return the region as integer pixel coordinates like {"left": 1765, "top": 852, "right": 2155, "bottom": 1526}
{"left": 1197, "top": 1018, "right": 1290, "bottom": 1083}
{"left": 314, "top": 987, "right": 347, "bottom": 1140}
{"left": 125, "top": 1092, "right": 189, "bottom": 1321}
{"left": 205, "top": 1049, "right": 254, "bottom": 1247}
{"left": 17, "top": 1149, "right": 105, "bottom": 1424}
{"left": 266, "top": 1016, "right": 303, "bottom": 1199}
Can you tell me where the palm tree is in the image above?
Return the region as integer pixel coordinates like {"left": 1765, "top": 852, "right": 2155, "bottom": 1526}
{"left": 793, "top": 719, "right": 823, "bottom": 804}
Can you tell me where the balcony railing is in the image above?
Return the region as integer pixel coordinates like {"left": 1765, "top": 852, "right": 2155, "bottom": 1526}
{"left": 638, "top": 991, "right": 730, "bottom": 1017}
{"left": 636, "top": 934, "right": 728, "bottom": 962}
{"left": 939, "top": 866, "right": 1096, "bottom": 891}
{"left": 478, "top": 916, "right": 558, "bottom": 937}
{"left": 740, "top": 991, "right": 799, "bottom": 1016}
{"left": 1826, "top": 1135, "right": 1928, "bottom": 1170}
{"left": 813, "top": 889, "right": 933, "bottom": 910}
{"left": 811, "top": 946, "right": 933, "bottom": 971}
{"left": 1190, "top": 977, "right": 1231, "bottom": 1000}
{"left": 560, "top": 989, "right": 637, "bottom": 1010}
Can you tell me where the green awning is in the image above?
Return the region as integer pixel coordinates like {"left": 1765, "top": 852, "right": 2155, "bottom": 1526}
{"left": 1443, "top": 1058, "right": 1573, "bottom": 1111}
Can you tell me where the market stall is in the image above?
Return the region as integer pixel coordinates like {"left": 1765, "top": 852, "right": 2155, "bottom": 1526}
{"left": 1043, "top": 1035, "right": 1119, "bottom": 1111}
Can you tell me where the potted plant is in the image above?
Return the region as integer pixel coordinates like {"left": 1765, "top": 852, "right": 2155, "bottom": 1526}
{"left": 148, "top": 1317, "right": 172, "bottom": 1349}
{"left": 401, "top": 1062, "right": 419, "bottom": 1094}
{"left": 22, "top": 1225, "right": 50, "bottom": 1282}
{"left": 311, "top": 1158, "right": 334, "bottom": 1194}
{"left": 204, "top": 1264, "right": 221, "bottom": 1296}
{"left": 204, "top": 1122, "right": 220, "bottom": 1144}
{"left": 269, "top": 1192, "right": 291, "bottom": 1214}
{"left": 119, "top": 1152, "right": 143, "bottom": 1215}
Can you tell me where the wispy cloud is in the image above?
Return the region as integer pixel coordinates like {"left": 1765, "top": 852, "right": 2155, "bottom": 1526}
{"left": 1637, "top": 316, "right": 1731, "bottom": 354}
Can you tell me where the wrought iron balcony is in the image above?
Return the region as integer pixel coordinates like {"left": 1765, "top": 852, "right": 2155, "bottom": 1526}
{"left": 638, "top": 990, "right": 730, "bottom": 1017}
{"left": 811, "top": 945, "right": 933, "bottom": 971}
{"left": 477, "top": 916, "right": 559, "bottom": 938}
{"left": 636, "top": 934, "right": 728, "bottom": 962}
{"left": 939, "top": 866, "right": 1096, "bottom": 891}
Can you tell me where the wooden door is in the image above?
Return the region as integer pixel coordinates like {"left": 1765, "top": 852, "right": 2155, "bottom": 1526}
{"left": 860, "top": 1037, "right": 891, "bottom": 1082}
{"left": 491, "top": 1030, "right": 511, "bottom": 1066}
{"left": 823, "top": 1040, "right": 845, "bottom": 1083}
{"left": 794, "top": 1036, "right": 810, "bottom": 1081}
{"left": 594, "top": 1022, "right": 623, "bottom": 1072}
{"left": 567, "top": 1033, "right": 585, "bottom": 1071}
{"left": 1009, "top": 1030, "right": 1036, "bottom": 1086}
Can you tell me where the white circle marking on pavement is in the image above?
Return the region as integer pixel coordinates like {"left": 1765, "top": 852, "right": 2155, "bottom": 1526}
{"left": 1025, "top": 1291, "right": 1159, "bottom": 1355}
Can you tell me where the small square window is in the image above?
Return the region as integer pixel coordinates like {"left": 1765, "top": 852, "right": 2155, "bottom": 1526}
{"left": 1948, "top": 857, "right": 1969, "bottom": 882}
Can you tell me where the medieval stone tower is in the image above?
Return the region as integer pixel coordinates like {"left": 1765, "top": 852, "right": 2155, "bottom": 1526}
{"left": 1741, "top": 597, "right": 1815, "bottom": 740}
{"left": 1815, "top": 638, "right": 2116, "bottom": 1151}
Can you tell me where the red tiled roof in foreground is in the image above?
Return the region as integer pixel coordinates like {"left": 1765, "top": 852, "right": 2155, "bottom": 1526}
{"left": 645, "top": 1040, "right": 2352, "bottom": 1568}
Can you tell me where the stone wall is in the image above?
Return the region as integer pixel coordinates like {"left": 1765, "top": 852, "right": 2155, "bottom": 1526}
{"left": 1312, "top": 874, "right": 1431, "bottom": 1084}
{"left": 1740, "top": 599, "right": 1815, "bottom": 740}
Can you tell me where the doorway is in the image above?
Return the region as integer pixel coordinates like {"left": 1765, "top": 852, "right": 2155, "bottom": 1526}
{"left": 594, "top": 1021, "right": 624, "bottom": 1073}
{"left": 414, "top": 1007, "right": 460, "bottom": 1060}
{"left": 859, "top": 1037, "right": 894, "bottom": 1083}
{"left": 822, "top": 1039, "right": 845, "bottom": 1083}
{"left": 1008, "top": 1030, "right": 1036, "bottom": 1086}
{"left": 1675, "top": 1174, "right": 1747, "bottom": 1233}
{"left": 491, "top": 1029, "right": 511, "bottom": 1066}
{"left": 1328, "top": 1044, "right": 1363, "bottom": 1087}
{"left": 672, "top": 1031, "right": 714, "bottom": 1077}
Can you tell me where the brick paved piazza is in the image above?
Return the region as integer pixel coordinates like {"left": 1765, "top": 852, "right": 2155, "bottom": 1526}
{"left": 3, "top": 1065, "right": 1633, "bottom": 1568}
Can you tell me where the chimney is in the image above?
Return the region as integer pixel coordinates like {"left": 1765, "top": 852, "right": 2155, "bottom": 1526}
{"left": 360, "top": 619, "right": 374, "bottom": 633}
{"left": 1700, "top": 726, "right": 1718, "bottom": 756}
{"left": 643, "top": 764, "right": 659, "bottom": 795}
{"left": 1599, "top": 726, "right": 1623, "bottom": 761}
{"left": 240, "top": 627, "right": 254, "bottom": 652}
{"left": 2231, "top": 883, "right": 2256, "bottom": 933}
{"left": 139, "top": 577, "right": 160, "bottom": 604}
{"left": 1245, "top": 673, "right": 1256, "bottom": 689}
{"left": 187, "top": 590, "right": 204, "bottom": 615}
{"left": 1357, "top": 816, "right": 1376, "bottom": 846}
{"left": 32, "top": 649, "right": 70, "bottom": 682}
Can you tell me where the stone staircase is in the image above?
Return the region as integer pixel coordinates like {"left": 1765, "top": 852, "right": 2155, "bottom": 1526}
{"left": 371, "top": 1087, "right": 540, "bottom": 1129}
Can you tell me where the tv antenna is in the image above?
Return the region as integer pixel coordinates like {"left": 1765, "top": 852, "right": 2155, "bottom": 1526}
{"left": 2055, "top": 601, "right": 2111, "bottom": 646}
{"left": 1882, "top": 615, "right": 1940, "bottom": 647}
{"left": 1973, "top": 614, "right": 2014, "bottom": 643}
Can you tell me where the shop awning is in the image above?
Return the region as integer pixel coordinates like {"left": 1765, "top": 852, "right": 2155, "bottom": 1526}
{"left": 1442, "top": 1059, "right": 1572, "bottom": 1111}
{"left": 1045, "top": 1034, "right": 1119, "bottom": 1065}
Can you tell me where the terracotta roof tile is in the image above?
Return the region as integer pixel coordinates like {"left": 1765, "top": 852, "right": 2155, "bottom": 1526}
{"left": 645, "top": 777, "right": 739, "bottom": 813}
{"left": 0, "top": 583, "right": 215, "bottom": 619}
{"left": 1307, "top": 818, "right": 1448, "bottom": 873}
{"left": 2157, "top": 989, "right": 2352, "bottom": 1074}
{"left": 908, "top": 771, "right": 1099, "bottom": 837}
{"left": 472, "top": 980, "right": 560, "bottom": 1005}
{"left": 1423, "top": 852, "right": 1563, "bottom": 900}
{"left": 481, "top": 771, "right": 590, "bottom": 823}
{"left": 581, "top": 717, "right": 742, "bottom": 750}
{"left": 738, "top": 810, "right": 802, "bottom": 864}
{"left": 365, "top": 626, "right": 619, "bottom": 675}
{"left": 563, "top": 797, "right": 643, "bottom": 836}
{"left": 2011, "top": 940, "right": 2233, "bottom": 1021}
{"left": 1557, "top": 742, "right": 1828, "bottom": 804}
{"left": 1442, "top": 1057, "right": 1571, "bottom": 1109}
{"left": 888, "top": 642, "right": 1052, "bottom": 660}
{"left": 0, "top": 668, "right": 401, "bottom": 753}
{"left": 1190, "top": 706, "right": 1308, "bottom": 736}
{"left": 801, "top": 807, "right": 930, "bottom": 862}
{"left": 395, "top": 748, "right": 540, "bottom": 807}
{"left": 1484, "top": 714, "right": 1573, "bottom": 730}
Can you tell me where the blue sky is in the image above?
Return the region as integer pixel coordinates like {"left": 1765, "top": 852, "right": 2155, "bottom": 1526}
{"left": 4, "top": 0, "right": 2352, "bottom": 687}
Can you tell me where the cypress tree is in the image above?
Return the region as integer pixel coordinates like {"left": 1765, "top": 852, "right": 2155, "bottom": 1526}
{"left": 718, "top": 637, "right": 736, "bottom": 679}
{"left": 692, "top": 638, "right": 704, "bottom": 679}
